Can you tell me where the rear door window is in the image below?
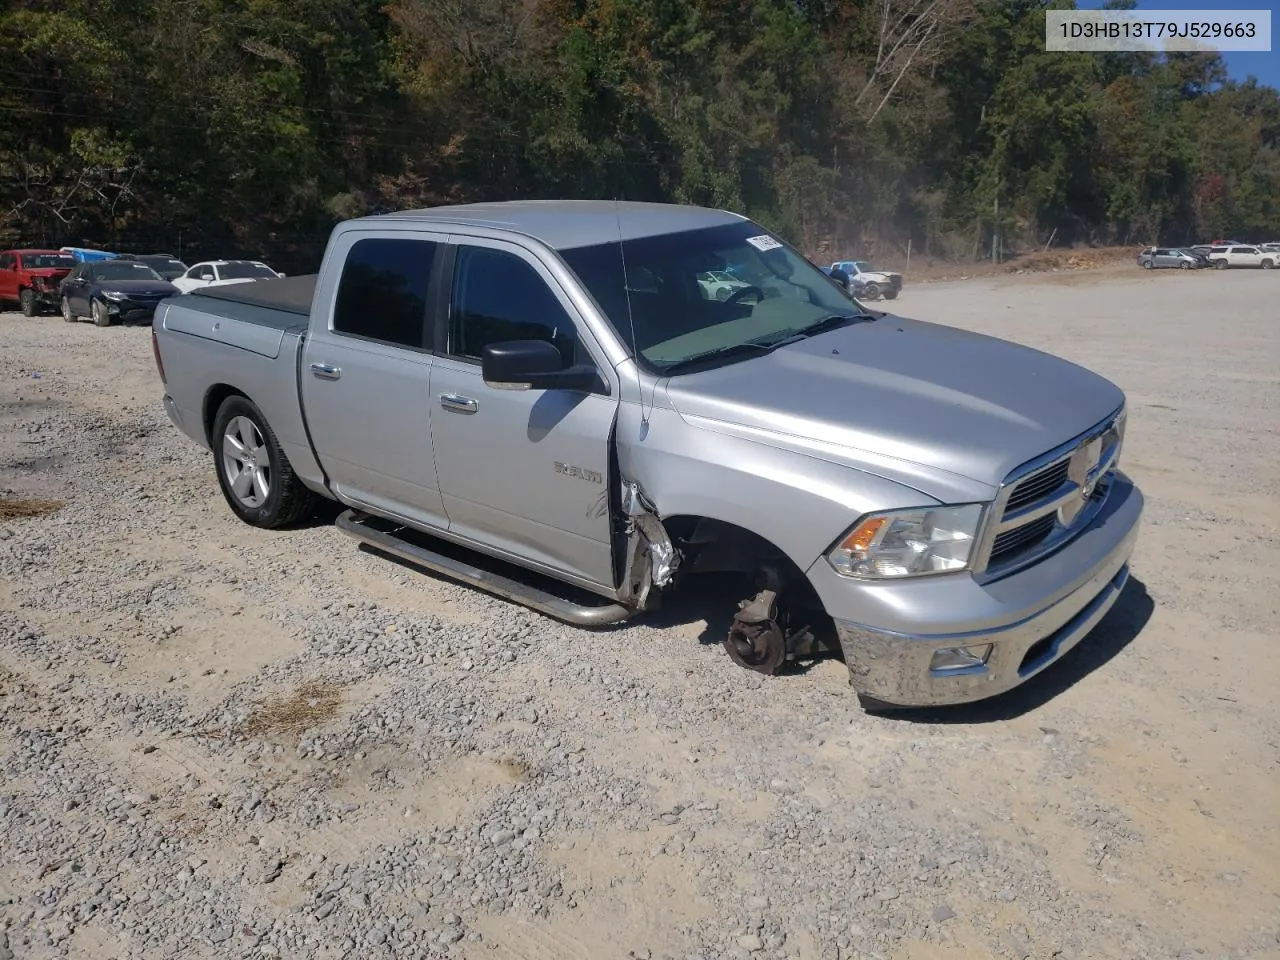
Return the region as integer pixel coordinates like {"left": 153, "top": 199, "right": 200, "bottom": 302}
{"left": 333, "top": 237, "right": 438, "bottom": 349}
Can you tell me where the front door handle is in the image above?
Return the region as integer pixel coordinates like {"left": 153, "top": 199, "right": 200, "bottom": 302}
{"left": 310, "top": 362, "right": 341, "bottom": 381}
{"left": 439, "top": 393, "right": 478, "bottom": 414}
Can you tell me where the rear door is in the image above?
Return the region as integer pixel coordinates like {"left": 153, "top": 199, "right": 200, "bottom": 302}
{"left": 428, "top": 237, "right": 619, "bottom": 590}
{"left": 300, "top": 231, "right": 448, "bottom": 531}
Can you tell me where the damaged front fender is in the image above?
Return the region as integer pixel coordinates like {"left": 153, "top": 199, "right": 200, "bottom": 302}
{"left": 619, "top": 480, "right": 679, "bottom": 609}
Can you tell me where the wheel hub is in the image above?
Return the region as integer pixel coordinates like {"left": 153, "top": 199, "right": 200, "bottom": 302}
{"left": 723, "top": 586, "right": 787, "bottom": 674}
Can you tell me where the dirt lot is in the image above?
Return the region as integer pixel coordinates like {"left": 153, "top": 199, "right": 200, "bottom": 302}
{"left": 1, "top": 266, "right": 1277, "bottom": 960}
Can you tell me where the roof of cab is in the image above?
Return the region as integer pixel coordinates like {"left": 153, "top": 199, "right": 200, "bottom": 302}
{"left": 349, "top": 200, "right": 747, "bottom": 251}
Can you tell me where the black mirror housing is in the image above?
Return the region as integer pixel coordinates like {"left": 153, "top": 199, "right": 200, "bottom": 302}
{"left": 481, "top": 340, "right": 604, "bottom": 393}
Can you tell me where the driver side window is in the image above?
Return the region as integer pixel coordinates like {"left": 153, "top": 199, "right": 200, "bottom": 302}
{"left": 448, "top": 246, "right": 579, "bottom": 367}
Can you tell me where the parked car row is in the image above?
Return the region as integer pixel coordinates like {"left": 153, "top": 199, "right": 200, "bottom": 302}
{"left": 0, "top": 245, "right": 285, "bottom": 324}
{"left": 1138, "top": 242, "right": 1279, "bottom": 270}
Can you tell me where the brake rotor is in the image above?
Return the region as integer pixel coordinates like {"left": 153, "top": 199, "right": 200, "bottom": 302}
{"left": 724, "top": 615, "right": 786, "bottom": 675}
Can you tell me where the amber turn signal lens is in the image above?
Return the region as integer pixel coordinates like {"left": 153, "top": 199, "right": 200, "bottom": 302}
{"left": 840, "top": 516, "right": 888, "bottom": 554}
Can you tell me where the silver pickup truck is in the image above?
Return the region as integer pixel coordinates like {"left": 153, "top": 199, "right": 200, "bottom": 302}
{"left": 152, "top": 201, "right": 1143, "bottom": 708}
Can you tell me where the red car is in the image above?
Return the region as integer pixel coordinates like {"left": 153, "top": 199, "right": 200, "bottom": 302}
{"left": 0, "top": 248, "right": 77, "bottom": 316}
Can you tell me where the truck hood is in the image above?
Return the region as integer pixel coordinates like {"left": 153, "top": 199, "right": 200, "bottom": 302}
{"left": 663, "top": 315, "right": 1124, "bottom": 499}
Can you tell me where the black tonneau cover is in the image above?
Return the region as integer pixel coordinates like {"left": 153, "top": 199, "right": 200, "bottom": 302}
{"left": 189, "top": 274, "right": 317, "bottom": 316}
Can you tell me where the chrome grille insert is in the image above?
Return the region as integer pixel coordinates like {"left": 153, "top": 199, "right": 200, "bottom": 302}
{"left": 1005, "top": 459, "right": 1070, "bottom": 512}
{"left": 976, "top": 408, "right": 1126, "bottom": 578}
{"left": 989, "top": 513, "right": 1055, "bottom": 565}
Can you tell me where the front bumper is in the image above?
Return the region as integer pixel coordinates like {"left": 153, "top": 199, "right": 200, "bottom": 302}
{"left": 106, "top": 298, "right": 164, "bottom": 323}
{"left": 816, "top": 472, "right": 1143, "bottom": 707}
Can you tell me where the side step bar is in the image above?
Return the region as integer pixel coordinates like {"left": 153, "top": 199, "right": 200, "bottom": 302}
{"left": 335, "top": 509, "right": 635, "bottom": 627}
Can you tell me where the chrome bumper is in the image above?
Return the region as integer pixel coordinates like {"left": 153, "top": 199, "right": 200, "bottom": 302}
{"left": 827, "top": 473, "right": 1143, "bottom": 707}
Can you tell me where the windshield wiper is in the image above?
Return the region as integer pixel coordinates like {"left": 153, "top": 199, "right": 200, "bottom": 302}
{"left": 658, "top": 313, "right": 873, "bottom": 375}
{"left": 790, "top": 312, "right": 873, "bottom": 338}
{"left": 659, "top": 339, "right": 786, "bottom": 374}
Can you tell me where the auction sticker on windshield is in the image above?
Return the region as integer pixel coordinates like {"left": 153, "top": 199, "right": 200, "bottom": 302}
{"left": 745, "top": 235, "right": 782, "bottom": 252}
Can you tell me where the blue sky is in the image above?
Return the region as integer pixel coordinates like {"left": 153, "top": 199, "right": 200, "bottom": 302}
{"left": 1074, "top": 0, "right": 1279, "bottom": 89}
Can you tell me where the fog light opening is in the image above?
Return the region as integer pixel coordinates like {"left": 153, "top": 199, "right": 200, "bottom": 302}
{"left": 929, "top": 644, "right": 993, "bottom": 674}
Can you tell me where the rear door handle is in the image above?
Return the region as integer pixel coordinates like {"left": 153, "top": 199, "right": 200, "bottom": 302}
{"left": 310, "top": 362, "right": 341, "bottom": 381}
{"left": 439, "top": 393, "right": 478, "bottom": 414}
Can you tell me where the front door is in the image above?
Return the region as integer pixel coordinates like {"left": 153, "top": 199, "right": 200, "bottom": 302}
{"left": 66, "top": 267, "right": 92, "bottom": 314}
{"left": 299, "top": 232, "right": 448, "bottom": 531}
{"left": 0, "top": 253, "right": 17, "bottom": 301}
{"left": 429, "top": 238, "right": 619, "bottom": 590}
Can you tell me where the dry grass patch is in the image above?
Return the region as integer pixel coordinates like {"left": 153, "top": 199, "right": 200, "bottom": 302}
{"left": 244, "top": 679, "right": 343, "bottom": 737}
{"left": 0, "top": 497, "right": 63, "bottom": 521}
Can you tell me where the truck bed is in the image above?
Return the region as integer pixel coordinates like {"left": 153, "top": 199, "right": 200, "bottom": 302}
{"left": 155, "top": 274, "right": 325, "bottom": 491}
{"left": 187, "top": 274, "right": 316, "bottom": 325}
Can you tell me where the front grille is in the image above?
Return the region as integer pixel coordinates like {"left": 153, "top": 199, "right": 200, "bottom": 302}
{"left": 1006, "top": 459, "right": 1070, "bottom": 512}
{"left": 989, "top": 513, "right": 1055, "bottom": 566}
{"left": 984, "top": 411, "right": 1124, "bottom": 574}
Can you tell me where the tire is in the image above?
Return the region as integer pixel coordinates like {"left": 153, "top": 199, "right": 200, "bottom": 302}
{"left": 19, "top": 289, "right": 37, "bottom": 317}
{"left": 91, "top": 299, "right": 110, "bottom": 326}
{"left": 882, "top": 288, "right": 899, "bottom": 300}
{"left": 1214, "top": 259, "right": 1228, "bottom": 270}
{"left": 1142, "top": 260, "right": 1153, "bottom": 270}
{"left": 862, "top": 281, "right": 881, "bottom": 299}
{"left": 1263, "top": 259, "right": 1274, "bottom": 270}
{"left": 62, "top": 297, "right": 76, "bottom": 322}
{"left": 1180, "top": 261, "right": 1190, "bottom": 270}
{"left": 212, "top": 395, "right": 316, "bottom": 528}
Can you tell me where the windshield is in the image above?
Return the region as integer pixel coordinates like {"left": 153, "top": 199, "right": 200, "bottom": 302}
{"left": 221, "top": 262, "right": 278, "bottom": 280}
{"left": 21, "top": 253, "right": 75, "bottom": 269}
{"left": 94, "top": 261, "right": 164, "bottom": 281}
{"left": 559, "top": 222, "right": 864, "bottom": 373}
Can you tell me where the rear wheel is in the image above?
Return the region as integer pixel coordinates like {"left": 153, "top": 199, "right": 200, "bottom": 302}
{"left": 212, "top": 395, "right": 316, "bottom": 528}
{"left": 19, "top": 289, "right": 37, "bottom": 316}
{"left": 62, "top": 297, "right": 76, "bottom": 322}
{"left": 91, "top": 299, "right": 110, "bottom": 326}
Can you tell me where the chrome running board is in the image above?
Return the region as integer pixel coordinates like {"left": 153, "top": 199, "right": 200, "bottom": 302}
{"left": 336, "top": 509, "right": 634, "bottom": 627}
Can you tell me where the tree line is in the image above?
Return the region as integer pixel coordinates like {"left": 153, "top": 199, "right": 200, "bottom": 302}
{"left": 2, "top": 0, "right": 1277, "bottom": 272}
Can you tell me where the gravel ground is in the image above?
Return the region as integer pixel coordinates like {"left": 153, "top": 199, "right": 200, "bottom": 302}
{"left": 1, "top": 267, "right": 1277, "bottom": 960}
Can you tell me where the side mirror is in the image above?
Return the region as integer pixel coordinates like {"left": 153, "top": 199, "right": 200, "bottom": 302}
{"left": 482, "top": 340, "right": 603, "bottom": 393}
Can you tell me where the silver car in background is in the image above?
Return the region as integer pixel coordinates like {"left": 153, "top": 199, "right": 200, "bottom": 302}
{"left": 1137, "top": 247, "right": 1202, "bottom": 269}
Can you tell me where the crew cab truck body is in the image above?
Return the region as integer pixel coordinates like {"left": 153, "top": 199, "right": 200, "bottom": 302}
{"left": 153, "top": 201, "right": 1143, "bottom": 708}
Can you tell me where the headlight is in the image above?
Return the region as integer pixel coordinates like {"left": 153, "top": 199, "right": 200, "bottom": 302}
{"left": 103, "top": 290, "right": 128, "bottom": 301}
{"left": 827, "top": 504, "right": 984, "bottom": 579}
